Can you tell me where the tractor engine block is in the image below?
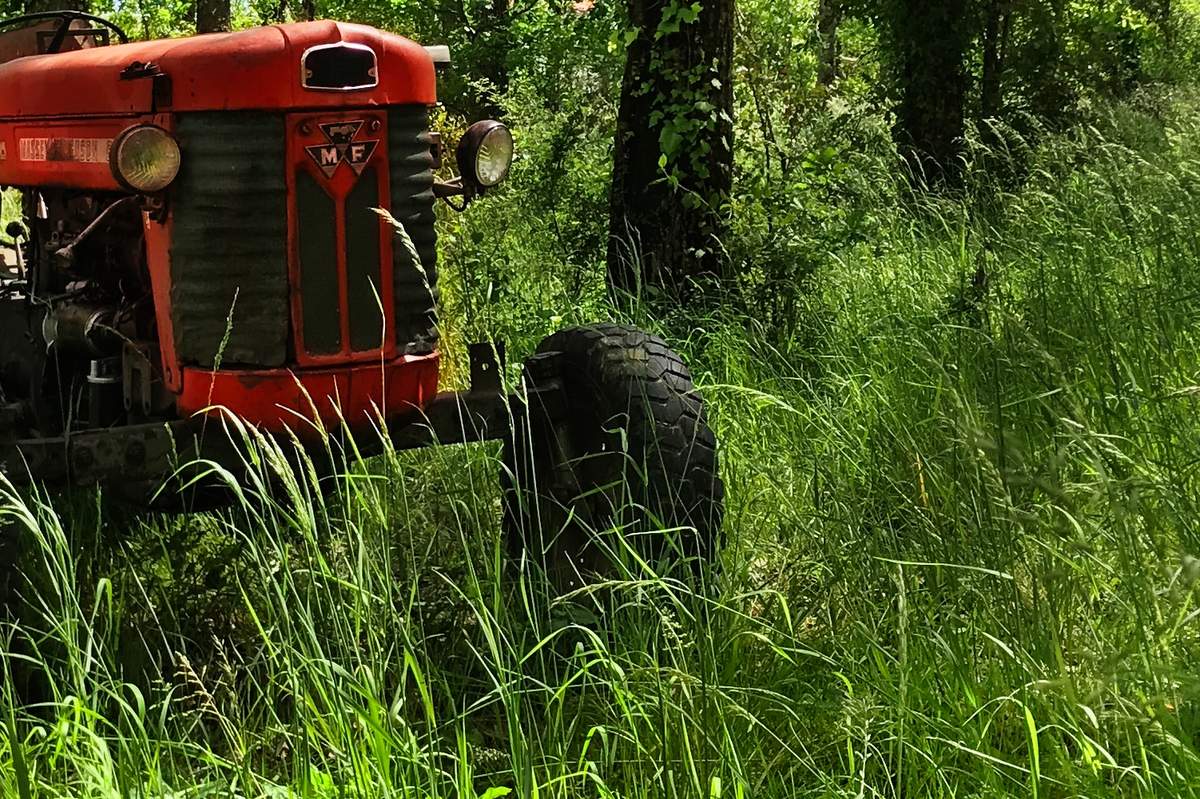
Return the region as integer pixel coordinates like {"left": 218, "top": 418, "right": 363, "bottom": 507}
{"left": 1, "top": 189, "right": 156, "bottom": 434}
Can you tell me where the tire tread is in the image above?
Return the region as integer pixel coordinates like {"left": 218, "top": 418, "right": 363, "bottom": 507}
{"left": 505, "top": 324, "right": 724, "bottom": 571}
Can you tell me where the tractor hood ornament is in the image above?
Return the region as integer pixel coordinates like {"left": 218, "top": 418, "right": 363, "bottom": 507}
{"left": 305, "top": 119, "right": 378, "bottom": 178}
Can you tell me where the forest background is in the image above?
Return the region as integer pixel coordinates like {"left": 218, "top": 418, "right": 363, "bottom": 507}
{"left": 3, "top": 0, "right": 1200, "bottom": 796}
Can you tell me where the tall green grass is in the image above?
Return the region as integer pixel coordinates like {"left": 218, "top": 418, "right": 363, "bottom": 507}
{"left": 3, "top": 94, "right": 1200, "bottom": 797}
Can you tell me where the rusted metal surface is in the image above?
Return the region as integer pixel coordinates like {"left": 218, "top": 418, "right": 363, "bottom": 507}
{"left": 0, "top": 383, "right": 562, "bottom": 487}
{"left": 0, "top": 14, "right": 109, "bottom": 66}
{"left": 1, "top": 419, "right": 201, "bottom": 485}
{"left": 0, "top": 21, "right": 436, "bottom": 120}
{"left": 175, "top": 351, "right": 439, "bottom": 433}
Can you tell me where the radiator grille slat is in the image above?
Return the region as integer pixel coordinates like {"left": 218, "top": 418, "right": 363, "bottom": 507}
{"left": 388, "top": 107, "right": 438, "bottom": 353}
{"left": 171, "top": 112, "right": 290, "bottom": 368}
{"left": 296, "top": 170, "right": 342, "bottom": 355}
{"left": 345, "top": 166, "right": 384, "bottom": 352}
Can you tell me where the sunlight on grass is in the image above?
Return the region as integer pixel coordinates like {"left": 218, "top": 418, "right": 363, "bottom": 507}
{"left": 2, "top": 99, "right": 1200, "bottom": 798}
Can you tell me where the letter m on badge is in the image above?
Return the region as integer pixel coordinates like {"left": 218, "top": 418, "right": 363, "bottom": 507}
{"left": 313, "top": 146, "right": 340, "bottom": 174}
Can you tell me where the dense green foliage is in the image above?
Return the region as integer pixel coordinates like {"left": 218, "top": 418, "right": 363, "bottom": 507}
{"left": 3, "top": 0, "right": 1200, "bottom": 796}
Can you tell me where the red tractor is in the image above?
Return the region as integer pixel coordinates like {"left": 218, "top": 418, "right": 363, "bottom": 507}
{"left": 0, "top": 11, "right": 722, "bottom": 584}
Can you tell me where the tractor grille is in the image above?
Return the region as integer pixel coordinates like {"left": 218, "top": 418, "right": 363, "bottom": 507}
{"left": 170, "top": 107, "right": 439, "bottom": 369}
{"left": 388, "top": 107, "right": 439, "bottom": 353}
{"left": 171, "top": 112, "right": 290, "bottom": 368}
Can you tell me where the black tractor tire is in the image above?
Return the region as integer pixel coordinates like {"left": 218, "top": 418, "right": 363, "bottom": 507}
{"left": 502, "top": 324, "right": 724, "bottom": 590}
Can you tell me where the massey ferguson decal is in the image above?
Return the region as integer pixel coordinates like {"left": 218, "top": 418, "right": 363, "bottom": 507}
{"left": 305, "top": 120, "right": 379, "bottom": 178}
{"left": 18, "top": 137, "right": 112, "bottom": 163}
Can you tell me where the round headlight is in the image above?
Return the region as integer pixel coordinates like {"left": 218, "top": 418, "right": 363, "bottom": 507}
{"left": 457, "top": 120, "right": 513, "bottom": 189}
{"left": 110, "top": 125, "right": 181, "bottom": 193}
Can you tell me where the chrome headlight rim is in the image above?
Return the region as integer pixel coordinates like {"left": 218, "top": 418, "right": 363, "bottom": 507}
{"left": 456, "top": 119, "right": 513, "bottom": 190}
{"left": 109, "top": 124, "right": 182, "bottom": 194}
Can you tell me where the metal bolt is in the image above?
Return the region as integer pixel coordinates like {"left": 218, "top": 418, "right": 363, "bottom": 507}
{"left": 369, "top": 118, "right": 382, "bottom": 133}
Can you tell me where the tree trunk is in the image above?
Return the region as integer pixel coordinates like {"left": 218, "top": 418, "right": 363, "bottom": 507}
{"left": 817, "top": 0, "right": 841, "bottom": 88}
{"left": 980, "top": 0, "right": 1006, "bottom": 119}
{"left": 607, "top": 0, "right": 735, "bottom": 300}
{"left": 890, "top": 0, "right": 972, "bottom": 187}
{"left": 196, "top": 0, "right": 231, "bottom": 33}
{"left": 1023, "top": 0, "right": 1069, "bottom": 123}
{"left": 478, "top": 0, "right": 512, "bottom": 116}
{"left": 299, "top": 0, "right": 317, "bottom": 20}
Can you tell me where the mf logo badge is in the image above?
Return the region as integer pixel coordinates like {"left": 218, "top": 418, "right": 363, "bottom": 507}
{"left": 305, "top": 120, "right": 378, "bottom": 179}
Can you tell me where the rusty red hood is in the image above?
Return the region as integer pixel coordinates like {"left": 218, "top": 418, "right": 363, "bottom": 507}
{"left": 0, "top": 20, "right": 436, "bottom": 119}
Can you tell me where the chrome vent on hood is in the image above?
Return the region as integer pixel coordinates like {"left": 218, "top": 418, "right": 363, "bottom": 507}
{"left": 301, "top": 42, "right": 378, "bottom": 91}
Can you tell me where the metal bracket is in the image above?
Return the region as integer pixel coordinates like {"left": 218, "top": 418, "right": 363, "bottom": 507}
{"left": 119, "top": 61, "right": 172, "bottom": 110}
{"left": 469, "top": 341, "right": 505, "bottom": 395}
{"left": 122, "top": 341, "right": 155, "bottom": 417}
{"left": 119, "top": 60, "right": 161, "bottom": 80}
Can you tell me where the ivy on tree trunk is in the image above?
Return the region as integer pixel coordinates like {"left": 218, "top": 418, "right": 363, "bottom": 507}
{"left": 817, "top": 0, "right": 841, "bottom": 88}
{"left": 607, "top": 0, "right": 734, "bottom": 301}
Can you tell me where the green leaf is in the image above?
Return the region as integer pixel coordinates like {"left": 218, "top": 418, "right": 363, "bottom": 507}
{"left": 1025, "top": 705, "right": 1041, "bottom": 799}
{"left": 7, "top": 711, "right": 31, "bottom": 799}
{"left": 660, "top": 126, "right": 683, "bottom": 157}
{"left": 479, "top": 789, "right": 513, "bottom": 799}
